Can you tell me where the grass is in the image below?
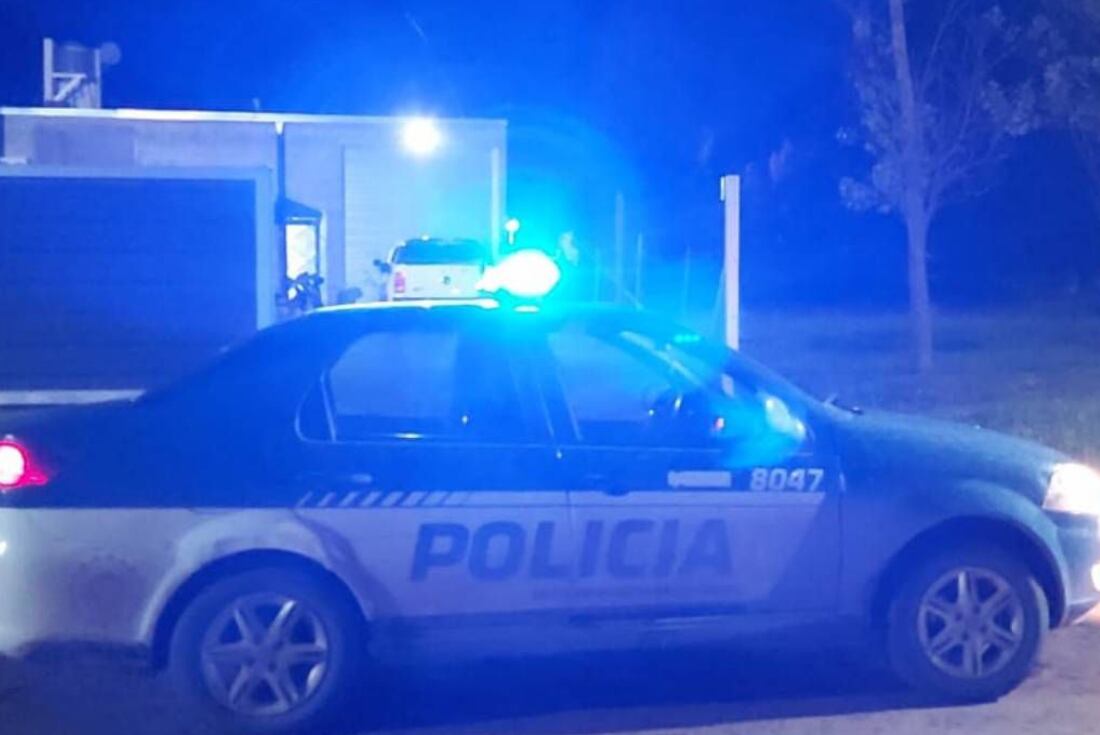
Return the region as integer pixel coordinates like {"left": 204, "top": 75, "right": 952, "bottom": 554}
{"left": 733, "top": 308, "right": 1100, "bottom": 463}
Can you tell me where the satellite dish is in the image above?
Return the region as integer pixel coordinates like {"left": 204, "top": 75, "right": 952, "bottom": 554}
{"left": 98, "top": 42, "right": 121, "bottom": 66}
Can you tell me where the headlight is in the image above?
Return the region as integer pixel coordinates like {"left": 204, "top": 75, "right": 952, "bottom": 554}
{"left": 1043, "top": 463, "right": 1100, "bottom": 517}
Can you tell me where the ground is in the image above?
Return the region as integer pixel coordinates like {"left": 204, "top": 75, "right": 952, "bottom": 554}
{"left": 2, "top": 308, "right": 1099, "bottom": 734}
{"left": 2, "top": 609, "right": 1098, "bottom": 734}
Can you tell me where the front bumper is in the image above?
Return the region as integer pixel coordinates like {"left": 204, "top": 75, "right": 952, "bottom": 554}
{"left": 1053, "top": 514, "right": 1100, "bottom": 624}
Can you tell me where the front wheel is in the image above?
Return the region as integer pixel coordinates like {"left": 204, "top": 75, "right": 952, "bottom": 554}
{"left": 887, "top": 545, "right": 1049, "bottom": 702}
{"left": 169, "top": 568, "right": 364, "bottom": 735}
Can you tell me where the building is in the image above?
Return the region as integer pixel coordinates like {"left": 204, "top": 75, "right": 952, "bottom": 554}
{"left": 0, "top": 107, "right": 507, "bottom": 398}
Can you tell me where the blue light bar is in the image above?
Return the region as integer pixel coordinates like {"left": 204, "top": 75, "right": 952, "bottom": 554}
{"left": 478, "top": 249, "right": 562, "bottom": 299}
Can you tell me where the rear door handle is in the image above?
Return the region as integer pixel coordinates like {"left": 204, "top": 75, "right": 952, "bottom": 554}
{"left": 335, "top": 472, "right": 375, "bottom": 487}
{"left": 584, "top": 473, "right": 629, "bottom": 497}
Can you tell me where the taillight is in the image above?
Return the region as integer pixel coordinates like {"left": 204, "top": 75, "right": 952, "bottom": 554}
{"left": 0, "top": 440, "right": 49, "bottom": 492}
{"left": 393, "top": 269, "right": 407, "bottom": 295}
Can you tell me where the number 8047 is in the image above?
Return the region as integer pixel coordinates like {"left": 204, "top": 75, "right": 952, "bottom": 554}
{"left": 749, "top": 467, "right": 825, "bottom": 493}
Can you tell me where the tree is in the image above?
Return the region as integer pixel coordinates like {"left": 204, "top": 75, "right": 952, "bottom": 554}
{"left": 839, "top": 0, "right": 1041, "bottom": 370}
{"left": 1038, "top": 1, "right": 1100, "bottom": 227}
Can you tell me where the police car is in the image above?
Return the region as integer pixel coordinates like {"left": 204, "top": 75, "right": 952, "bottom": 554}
{"left": 1, "top": 296, "right": 1099, "bottom": 734}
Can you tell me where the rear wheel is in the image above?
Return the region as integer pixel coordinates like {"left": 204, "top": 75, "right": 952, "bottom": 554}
{"left": 887, "top": 545, "right": 1048, "bottom": 701}
{"left": 169, "top": 568, "right": 364, "bottom": 735}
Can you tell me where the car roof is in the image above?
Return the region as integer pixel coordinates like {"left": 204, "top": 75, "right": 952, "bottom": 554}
{"left": 308, "top": 298, "right": 647, "bottom": 325}
{"left": 289, "top": 299, "right": 674, "bottom": 341}
{"left": 235, "top": 300, "right": 819, "bottom": 414}
{"left": 314, "top": 298, "right": 500, "bottom": 314}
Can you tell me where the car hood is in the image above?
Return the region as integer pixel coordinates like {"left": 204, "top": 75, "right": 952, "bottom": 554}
{"left": 834, "top": 409, "right": 1066, "bottom": 504}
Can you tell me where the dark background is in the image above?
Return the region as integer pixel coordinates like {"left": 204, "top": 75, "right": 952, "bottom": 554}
{"left": 0, "top": 176, "right": 259, "bottom": 388}
{"left": 1, "top": 0, "right": 1096, "bottom": 310}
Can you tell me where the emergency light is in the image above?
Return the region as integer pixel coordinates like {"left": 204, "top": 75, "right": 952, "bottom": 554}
{"left": 478, "top": 249, "right": 561, "bottom": 299}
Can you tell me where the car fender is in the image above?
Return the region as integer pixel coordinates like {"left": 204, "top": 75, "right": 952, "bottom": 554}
{"left": 135, "top": 509, "right": 390, "bottom": 646}
{"left": 843, "top": 478, "right": 1067, "bottom": 621}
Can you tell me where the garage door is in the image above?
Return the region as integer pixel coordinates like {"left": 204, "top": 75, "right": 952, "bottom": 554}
{"left": 0, "top": 174, "right": 262, "bottom": 392}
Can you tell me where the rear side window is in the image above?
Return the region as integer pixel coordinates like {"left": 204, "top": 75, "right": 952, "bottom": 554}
{"left": 304, "top": 326, "right": 535, "bottom": 443}
{"left": 328, "top": 330, "right": 458, "bottom": 438}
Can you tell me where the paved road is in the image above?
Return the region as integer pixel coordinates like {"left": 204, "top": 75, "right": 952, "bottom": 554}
{"left": 2, "top": 609, "right": 1098, "bottom": 735}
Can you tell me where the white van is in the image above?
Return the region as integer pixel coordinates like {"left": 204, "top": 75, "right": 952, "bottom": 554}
{"left": 385, "top": 238, "right": 492, "bottom": 300}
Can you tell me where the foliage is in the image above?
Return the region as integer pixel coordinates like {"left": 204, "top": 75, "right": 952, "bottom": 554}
{"left": 839, "top": 1, "right": 1044, "bottom": 218}
{"left": 1035, "top": 0, "right": 1100, "bottom": 214}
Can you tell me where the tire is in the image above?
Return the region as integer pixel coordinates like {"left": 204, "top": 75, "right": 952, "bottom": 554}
{"left": 887, "top": 544, "right": 1049, "bottom": 702}
{"left": 169, "top": 567, "right": 365, "bottom": 735}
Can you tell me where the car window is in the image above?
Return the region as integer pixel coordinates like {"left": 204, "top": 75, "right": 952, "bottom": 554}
{"left": 310, "top": 328, "right": 530, "bottom": 442}
{"left": 546, "top": 322, "right": 768, "bottom": 447}
{"left": 546, "top": 325, "right": 678, "bottom": 446}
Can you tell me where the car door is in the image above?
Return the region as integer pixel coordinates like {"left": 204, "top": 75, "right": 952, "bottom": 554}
{"left": 537, "top": 317, "right": 841, "bottom": 619}
{"left": 281, "top": 312, "right": 573, "bottom": 622}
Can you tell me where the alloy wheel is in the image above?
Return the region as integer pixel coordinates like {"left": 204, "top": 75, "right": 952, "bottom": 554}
{"left": 916, "top": 566, "right": 1026, "bottom": 680}
{"left": 199, "top": 593, "right": 331, "bottom": 717}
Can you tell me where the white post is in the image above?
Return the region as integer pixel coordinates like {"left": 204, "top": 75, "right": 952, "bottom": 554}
{"left": 92, "top": 46, "right": 102, "bottom": 108}
{"left": 42, "top": 38, "right": 53, "bottom": 104}
{"left": 681, "top": 246, "right": 694, "bottom": 317}
{"left": 489, "top": 147, "right": 503, "bottom": 258}
{"left": 720, "top": 174, "right": 741, "bottom": 350}
{"left": 613, "top": 191, "right": 625, "bottom": 303}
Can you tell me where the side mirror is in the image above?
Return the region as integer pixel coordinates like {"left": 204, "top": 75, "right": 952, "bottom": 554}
{"left": 373, "top": 259, "right": 393, "bottom": 274}
{"left": 649, "top": 389, "right": 807, "bottom": 449}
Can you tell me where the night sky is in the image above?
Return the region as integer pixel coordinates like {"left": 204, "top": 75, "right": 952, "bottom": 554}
{"left": 1, "top": 0, "right": 1096, "bottom": 308}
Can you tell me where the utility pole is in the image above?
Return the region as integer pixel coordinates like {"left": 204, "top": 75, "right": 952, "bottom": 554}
{"left": 680, "top": 245, "right": 693, "bottom": 318}
{"left": 613, "top": 191, "right": 625, "bottom": 303}
{"left": 489, "top": 147, "right": 503, "bottom": 259}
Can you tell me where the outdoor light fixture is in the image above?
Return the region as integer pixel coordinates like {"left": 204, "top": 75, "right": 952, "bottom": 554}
{"left": 505, "top": 217, "right": 521, "bottom": 246}
{"left": 401, "top": 117, "right": 443, "bottom": 156}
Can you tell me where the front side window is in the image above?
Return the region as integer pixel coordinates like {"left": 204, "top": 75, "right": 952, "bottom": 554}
{"left": 546, "top": 325, "right": 682, "bottom": 446}
{"left": 546, "top": 321, "right": 767, "bottom": 448}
